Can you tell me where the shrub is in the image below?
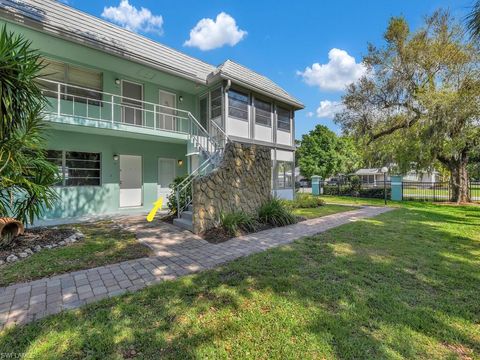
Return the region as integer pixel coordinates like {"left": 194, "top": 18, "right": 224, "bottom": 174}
{"left": 220, "top": 211, "right": 258, "bottom": 236}
{"left": 167, "top": 175, "right": 190, "bottom": 214}
{"left": 358, "top": 187, "right": 391, "bottom": 199}
{"left": 349, "top": 175, "right": 362, "bottom": 192}
{"left": 323, "top": 184, "right": 391, "bottom": 198}
{"left": 283, "top": 194, "right": 326, "bottom": 209}
{"left": 294, "top": 194, "right": 325, "bottom": 208}
{"left": 258, "top": 198, "right": 297, "bottom": 227}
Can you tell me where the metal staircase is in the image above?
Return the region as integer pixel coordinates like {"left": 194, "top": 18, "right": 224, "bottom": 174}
{"left": 173, "top": 117, "right": 229, "bottom": 232}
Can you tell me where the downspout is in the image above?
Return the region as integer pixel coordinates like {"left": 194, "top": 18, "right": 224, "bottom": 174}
{"left": 225, "top": 79, "right": 232, "bottom": 93}
{"left": 223, "top": 79, "right": 231, "bottom": 135}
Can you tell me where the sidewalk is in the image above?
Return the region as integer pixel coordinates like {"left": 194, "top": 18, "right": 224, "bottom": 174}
{"left": 0, "top": 206, "right": 392, "bottom": 329}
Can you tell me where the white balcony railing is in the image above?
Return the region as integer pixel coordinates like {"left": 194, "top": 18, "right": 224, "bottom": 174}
{"left": 38, "top": 78, "right": 194, "bottom": 134}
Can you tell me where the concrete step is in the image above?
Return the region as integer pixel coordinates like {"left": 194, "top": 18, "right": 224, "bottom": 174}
{"left": 173, "top": 217, "right": 193, "bottom": 232}
{"left": 181, "top": 211, "right": 193, "bottom": 221}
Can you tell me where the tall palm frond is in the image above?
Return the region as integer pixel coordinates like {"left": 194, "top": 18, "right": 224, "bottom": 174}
{"left": 466, "top": 1, "right": 480, "bottom": 39}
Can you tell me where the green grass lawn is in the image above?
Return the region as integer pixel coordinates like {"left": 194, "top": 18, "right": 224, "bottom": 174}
{"left": 0, "top": 221, "right": 151, "bottom": 287}
{"left": 1, "top": 202, "right": 479, "bottom": 359}
{"left": 293, "top": 204, "right": 357, "bottom": 219}
{"left": 318, "top": 195, "right": 398, "bottom": 207}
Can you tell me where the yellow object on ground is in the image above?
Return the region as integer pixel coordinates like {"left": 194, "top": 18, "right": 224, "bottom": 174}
{"left": 147, "top": 197, "right": 163, "bottom": 222}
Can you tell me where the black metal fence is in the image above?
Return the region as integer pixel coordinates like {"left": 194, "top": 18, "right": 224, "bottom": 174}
{"left": 402, "top": 181, "right": 480, "bottom": 202}
{"left": 296, "top": 180, "right": 480, "bottom": 202}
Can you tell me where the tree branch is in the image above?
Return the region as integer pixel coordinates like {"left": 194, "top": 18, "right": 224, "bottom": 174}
{"left": 368, "top": 111, "right": 421, "bottom": 144}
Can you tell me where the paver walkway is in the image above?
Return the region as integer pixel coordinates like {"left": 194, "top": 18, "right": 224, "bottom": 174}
{"left": 0, "top": 206, "right": 392, "bottom": 329}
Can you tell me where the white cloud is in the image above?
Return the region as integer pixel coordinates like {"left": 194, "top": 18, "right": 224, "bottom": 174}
{"left": 184, "top": 12, "right": 247, "bottom": 51}
{"left": 102, "top": 0, "right": 163, "bottom": 34}
{"left": 316, "top": 100, "right": 343, "bottom": 119}
{"left": 298, "top": 48, "right": 366, "bottom": 91}
{"left": 306, "top": 111, "right": 314, "bottom": 118}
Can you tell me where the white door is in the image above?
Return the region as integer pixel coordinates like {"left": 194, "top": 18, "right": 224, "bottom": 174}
{"left": 119, "top": 155, "right": 142, "bottom": 207}
{"left": 157, "top": 158, "right": 176, "bottom": 207}
{"left": 158, "top": 90, "right": 176, "bottom": 131}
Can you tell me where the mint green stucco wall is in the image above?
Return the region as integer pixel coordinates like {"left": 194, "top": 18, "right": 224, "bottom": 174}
{"left": 1, "top": 21, "right": 204, "bottom": 120}
{"left": 42, "top": 129, "right": 187, "bottom": 220}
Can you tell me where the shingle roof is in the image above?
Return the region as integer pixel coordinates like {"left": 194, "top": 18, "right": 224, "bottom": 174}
{"left": 0, "top": 0, "right": 304, "bottom": 108}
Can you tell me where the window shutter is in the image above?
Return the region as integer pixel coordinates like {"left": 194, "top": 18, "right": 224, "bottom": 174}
{"left": 38, "top": 58, "right": 66, "bottom": 82}
{"left": 68, "top": 65, "right": 102, "bottom": 90}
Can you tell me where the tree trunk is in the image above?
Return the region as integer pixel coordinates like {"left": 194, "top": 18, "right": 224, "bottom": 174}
{"left": 444, "top": 152, "right": 470, "bottom": 203}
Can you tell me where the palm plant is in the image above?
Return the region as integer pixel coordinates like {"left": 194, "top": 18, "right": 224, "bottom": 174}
{"left": 0, "top": 26, "right": 59, "bottom": 227}
{"left": 466, "top": 1, "right": 480, "bottom": 39}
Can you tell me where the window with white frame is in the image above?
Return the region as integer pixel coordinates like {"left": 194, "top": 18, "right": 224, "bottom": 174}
{"left": 228, "top": 89, "right": 249, "bottom": 120}
{"left": 38, "top": 58, "right": 103, "bottom": 104}
{"left": 46, "top": 150, "right": 101, "bottom": 186}
{"left": 277, "top": 107, "right": 291, "bottom": 131}
{"left": 210, "top": 87, "right": 223, "bottom": 119}
{"left": 275, "top": 161, "right": 293, "bottom": 189}
{"left": 254, "top": 98, "right": 272, "bottom": 126}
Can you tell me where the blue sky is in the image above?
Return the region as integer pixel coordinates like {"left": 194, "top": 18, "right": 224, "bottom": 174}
{"left": 65, "top": 0, "right": 474, "bottom": 139}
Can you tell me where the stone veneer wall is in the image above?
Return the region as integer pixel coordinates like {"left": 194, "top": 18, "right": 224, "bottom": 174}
{"left": 192, "top": 142, "right": 271, "bottom": 234}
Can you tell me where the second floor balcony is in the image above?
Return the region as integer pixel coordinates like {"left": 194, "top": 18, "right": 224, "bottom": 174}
{"left": 38, "top": 78, "right": 197, "bottom": 140}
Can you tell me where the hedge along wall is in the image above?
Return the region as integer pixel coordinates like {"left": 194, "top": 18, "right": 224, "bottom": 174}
{"left": 192, "top": 142, "right": 271, "bottom": 234}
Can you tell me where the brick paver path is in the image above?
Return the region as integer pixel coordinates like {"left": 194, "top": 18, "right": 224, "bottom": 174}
{"left": 0, "top": 206, "right": 392, "bottom": 329}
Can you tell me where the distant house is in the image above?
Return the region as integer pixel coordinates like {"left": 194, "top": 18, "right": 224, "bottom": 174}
{"left": 353, "top": 168, "right": 441, "bottom": 185}
{"left": 354, "top": 169, "right": 388, "bottom": 186}
{"left": 403, "top": 170, "right": 441, "bottom": 183}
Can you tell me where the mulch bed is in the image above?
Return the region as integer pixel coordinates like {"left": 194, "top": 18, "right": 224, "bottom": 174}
{"left": 0, "top": 227, "right": 76, "bottom": 259}
{"left": 200, "top": 217, "right": 306, "bottom": 244}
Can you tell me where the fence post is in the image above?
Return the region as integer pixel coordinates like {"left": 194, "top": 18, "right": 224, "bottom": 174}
{"left": 390, "top": 175, "right": 403, "bottom": 201}
{"left": 311, "top": 175, "right": 321, "bottom": 196}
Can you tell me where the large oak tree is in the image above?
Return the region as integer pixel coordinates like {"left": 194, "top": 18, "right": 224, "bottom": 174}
{"left": 335, "top": 11, "right": 480, "bottom": 202}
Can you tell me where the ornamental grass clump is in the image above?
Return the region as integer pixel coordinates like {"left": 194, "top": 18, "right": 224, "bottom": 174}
{"left": 220, "top": 211, "right": 258, "bottom": 236}
{"left": 258, "top": 198, "right": 297, "bottom": 227}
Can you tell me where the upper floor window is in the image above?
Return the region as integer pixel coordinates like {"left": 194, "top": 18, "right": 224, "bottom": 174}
{"left": 254, "top": 98, "right": 272, "bottom": 127}
{"left": 210, "top": 87, "right": 222, "bottom": 119}
{"left": 199, "top": 96, "right": 208, "bottom": 129}
{"left": 38, "top": 58, "right": 103, "bottom": 104}
{"left": 228, "top": 90, "right": 249, "bottom": 120}
{"left": 46, "top": 150, "right": 101, "bottom": 187}
{"left": 277, "top": 107, "right": 291, "bottom": 131}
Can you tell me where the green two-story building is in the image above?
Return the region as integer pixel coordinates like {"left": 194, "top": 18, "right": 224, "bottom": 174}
{"left": 0, "top": 0, "right": 304, "bottom": 224}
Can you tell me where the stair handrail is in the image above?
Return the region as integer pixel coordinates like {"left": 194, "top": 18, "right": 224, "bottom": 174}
{"left": 187, "top": 112, "right": 223, "bottom": 159}
{"left": 175, "top": 117, "right": 231, "bottom": 219}
{"left": 210, "top": 119, "right": 229, "bottom": 144}
{"left": 175, "top": 157, "right": 213, "bottom": 218}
